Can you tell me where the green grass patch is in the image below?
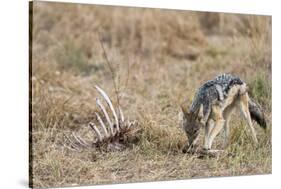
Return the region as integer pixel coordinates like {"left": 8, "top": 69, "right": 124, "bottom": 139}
{"left": 248, "top": 73, "right": 271, "bottom": 107}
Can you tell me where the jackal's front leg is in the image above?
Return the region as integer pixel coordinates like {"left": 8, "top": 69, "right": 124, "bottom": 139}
{"left": 204, "top": 105, "right": 225, "bottom": 151}
{"left": 202, "top": 119, "right": 224, "bottom": 157}
{"left": 223, "top": 119, "right": 230, "bottom": 149}
{"left": 206, "top": 119, "right": 225, "bottom": 150}
{"left": 204, "top": 119, "right": 214, "bottom": 150}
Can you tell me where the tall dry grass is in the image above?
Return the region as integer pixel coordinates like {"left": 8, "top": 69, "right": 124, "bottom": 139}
{"left": 30, "top": 1, "right": 271, "bottom": 188}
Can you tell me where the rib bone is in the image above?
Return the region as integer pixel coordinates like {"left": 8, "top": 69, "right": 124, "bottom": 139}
{"left": 95, "top": 112, "right": 110, "bottom": 138}
{"left": 72, "top": 133, "right": 90, "bottom": 148}
{"left": 89, "top": 122, "right": 103, "bottom": 142}
{"left": 95, "top": 85, "right": 120, "bottom": 132}
{"left": 96, "top": 98, "right": 114, "bottom": 136}
{"left": 66, "top": 86, "right": 138, "bottom": 152}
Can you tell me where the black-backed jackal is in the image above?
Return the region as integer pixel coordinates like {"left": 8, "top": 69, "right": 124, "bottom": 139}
{"left": 180, "top": 74, "right": 267, "bottom": 153}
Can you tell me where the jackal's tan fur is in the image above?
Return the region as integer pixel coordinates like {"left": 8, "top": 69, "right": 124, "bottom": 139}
{"left": 181, "top": 81, "right": 265, "bottom": 153}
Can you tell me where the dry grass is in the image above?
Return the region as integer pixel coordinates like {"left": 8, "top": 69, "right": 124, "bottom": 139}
{"left": 30, "top": 2, "right": 272, "bottom": 188}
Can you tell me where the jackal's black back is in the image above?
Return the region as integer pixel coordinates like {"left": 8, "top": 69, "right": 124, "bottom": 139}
{"left": 214, "top": 74, "right": 244, "bottom": 94}
{"left": 189, "top": 73, "right": 245, "bottom": 116}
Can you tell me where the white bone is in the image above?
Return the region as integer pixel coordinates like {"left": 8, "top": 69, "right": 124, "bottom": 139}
{"left": 89, "top": 122, "right": 103, "bottom": 142}
{"left": 95, "top": 85, "right": 120, "bottom": 132}
{"left": 126, "top": 120, "right": 131, "bottom": 129}
{"left": 72, "top": 133, "right": 90, "bottom": 148}
{"left": 65, "top": 135, "right": 81, "bottom": 150}
{"left": 95, "top": 112, "right": 109, "bottom": 138}
{"left": 64, "top": 143, "right": 80, "bottom": 152}
{"left": 127, "top": 120, "right": 136, "bottom": 130}
{"left": 96, "top": 98, "right": 114, "bottom": 136}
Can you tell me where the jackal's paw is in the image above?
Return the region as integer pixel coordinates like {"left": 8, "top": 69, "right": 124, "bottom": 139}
{"left": 182, "top": 144, "right": 199, "bottom": 154}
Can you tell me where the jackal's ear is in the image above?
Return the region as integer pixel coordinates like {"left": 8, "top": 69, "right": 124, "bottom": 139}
{"left": 180, "top": 104, "right": 191, "bottom": 118}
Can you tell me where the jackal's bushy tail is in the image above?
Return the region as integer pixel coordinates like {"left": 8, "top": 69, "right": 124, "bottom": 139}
{"left": 248, "top": 99, "right": 267, "bottom": 129}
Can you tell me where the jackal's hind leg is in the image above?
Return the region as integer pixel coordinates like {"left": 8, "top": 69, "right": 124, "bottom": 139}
{"left": 239, "top": 93, "right": 258, "bottom": 144}
{"left": 223, "top": 106, "right": 234, "bottom": 149}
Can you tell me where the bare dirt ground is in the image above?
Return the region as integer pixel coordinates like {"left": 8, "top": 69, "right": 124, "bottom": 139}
{"left": 30, "top": 2, "right": 271, "bottom": 188}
